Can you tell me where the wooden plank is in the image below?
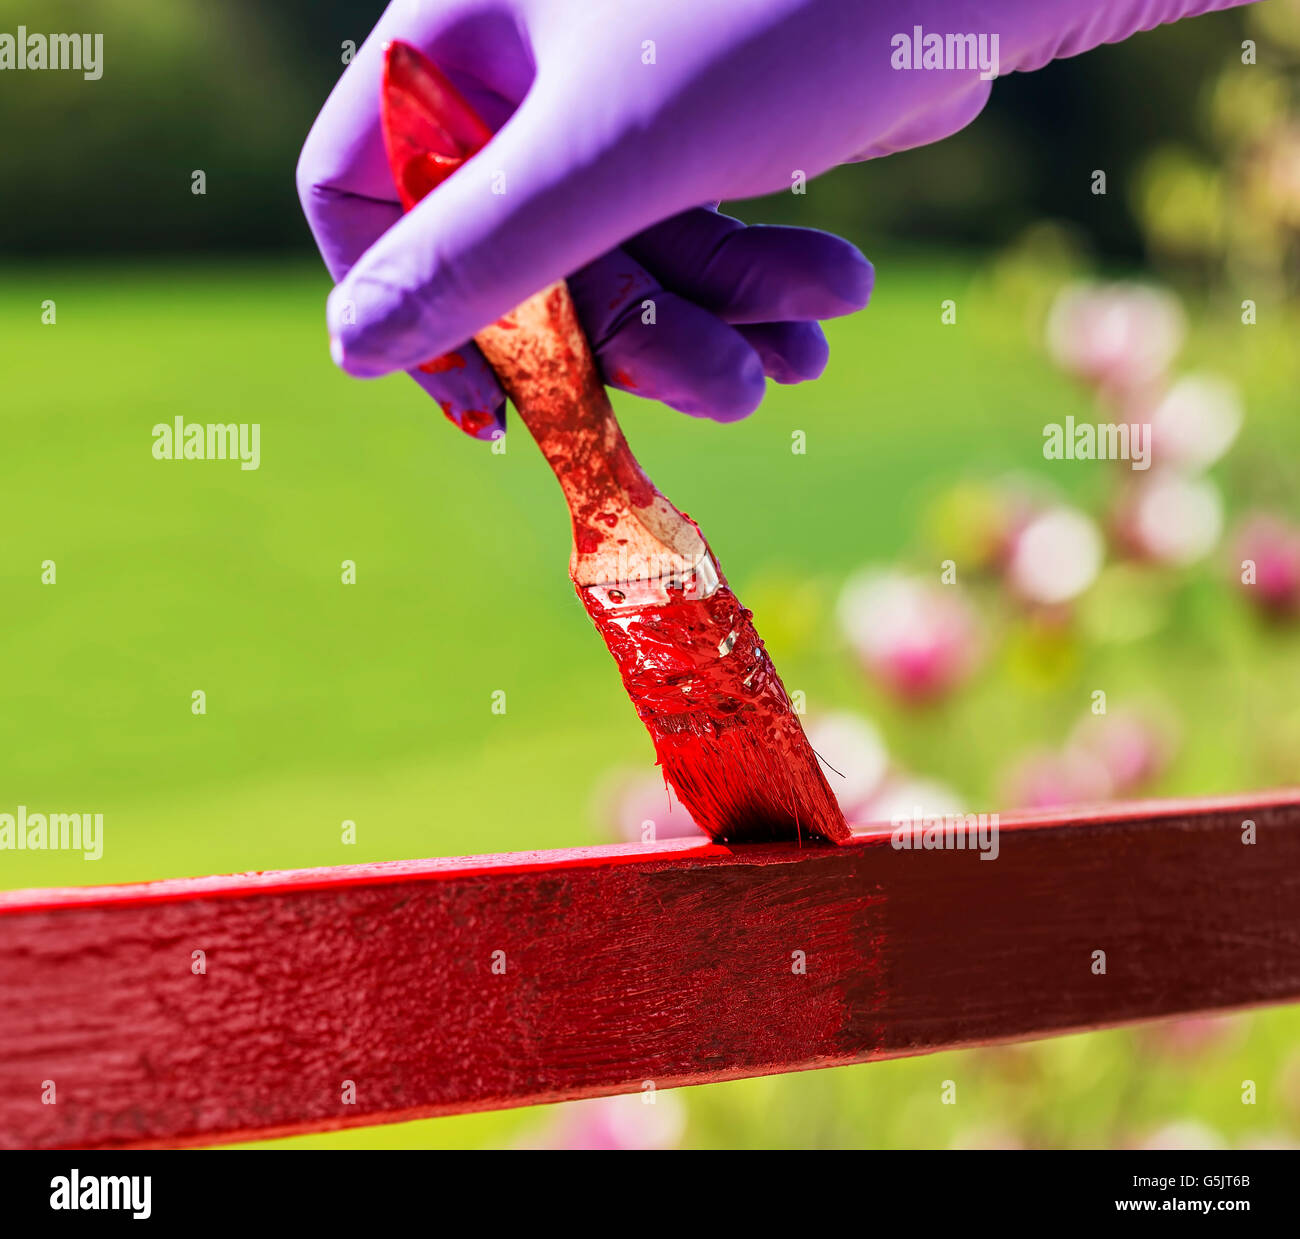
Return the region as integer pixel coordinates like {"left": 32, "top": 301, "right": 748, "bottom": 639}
{"left": 1, "top": 791, "right": 1298, "bottom": 1149}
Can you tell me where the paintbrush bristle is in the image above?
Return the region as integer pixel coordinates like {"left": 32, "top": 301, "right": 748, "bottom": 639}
{"left": 580, "top": 573, "right": 851, "bottom": 845}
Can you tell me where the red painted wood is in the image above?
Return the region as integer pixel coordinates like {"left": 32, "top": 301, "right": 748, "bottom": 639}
{"left": 1, "top": 791, "right": 1297, "bottom": 1149}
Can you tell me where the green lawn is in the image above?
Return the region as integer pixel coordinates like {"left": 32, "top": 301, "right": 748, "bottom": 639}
{"left": 2, "top": 253, "right": 1297, "bottom": 1148}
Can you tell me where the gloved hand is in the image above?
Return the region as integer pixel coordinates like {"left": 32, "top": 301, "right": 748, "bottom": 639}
{"left": 298, "top": 0, "right": 1249, "bottom": 437}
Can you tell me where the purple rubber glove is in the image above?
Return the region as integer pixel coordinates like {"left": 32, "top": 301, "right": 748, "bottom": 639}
{"left": 298, "top": 0, "right": 1250, "bottom": 437}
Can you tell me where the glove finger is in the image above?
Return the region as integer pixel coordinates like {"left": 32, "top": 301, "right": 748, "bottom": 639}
{"left": 404, "top": 347, "right": 506, "bottom": 441}
{"left": 626, "top": 206, "right": 873, "bottom": 325}
{"left": 296, "top": 5, "right": 523, "bottom": 283}
{"left": 736, "top": 322, "right": 830, "bottom": 384}
{"left": 327, "top": 67, "right": 683, "bottom": 377}
{"left": 569, "top": 249, "right": 766, "bottom": 422}
{"left": 297, "top": 8, "right": 526, "bottom": 435}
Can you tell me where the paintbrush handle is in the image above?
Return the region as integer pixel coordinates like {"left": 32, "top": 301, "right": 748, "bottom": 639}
{"left": 474, "top": 284, "right": 706, "bottom": 588}
{"left": 473, "top": 282, "right": 627, "bottom": 510}
{"left": 379, "top": 41, "right": 706, "bottom": 591}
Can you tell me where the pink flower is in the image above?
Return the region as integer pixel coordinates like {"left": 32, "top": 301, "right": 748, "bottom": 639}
{"left": 519, "top": 1093, "right": 687, "bottom": 1150}
{"left": 837, "top": 571, "right": 981, "bottom": 704}
{"left": 1112, "top": 473, "right": 1224, "bottom": 566}
{"left": 1143, "top": 374, "right": 1242, "bottom": 471}
{"left": 803, "top": 712, "right": 889, "bottom": 819}
{"left": 1135, "top": 1015, "right": 1245, "bottom": 1061}
{"left": 598, "top": 771, "right": 705, "bottom": 843}
{"left": 1046, "top": 282, "right": 1184, "bottom": 395}
{"left": 858, "top": 775, "right": 966, "bottom": 826}
{"left": 924, "top": 476, "right": 1055, "bottom": 575}
{"left": 1232, "top": 513, "right": 1300, "bottom": 618}
{"left": 1002, "top": 747, "right": 1113, "bottom": 811}
{"left": 1070, "top": 709, "right": 1173, "bottom": 795}
{"left": 1005, "top": 506, "right": 1105, "bottom": 606}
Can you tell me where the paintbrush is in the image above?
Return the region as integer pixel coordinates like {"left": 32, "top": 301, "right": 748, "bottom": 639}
{"left": 379, "top": 39, "right": 849, "bottom": 845}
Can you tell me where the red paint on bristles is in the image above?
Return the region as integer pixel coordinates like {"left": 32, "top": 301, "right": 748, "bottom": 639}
{"left": 379, "top": 41, "right": 850, "bottom": 844}
{"left": 581, "top": 577, "right": 847, "bottom": 843}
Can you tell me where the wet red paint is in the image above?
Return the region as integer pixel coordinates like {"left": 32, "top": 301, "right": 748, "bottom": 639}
{"left": 436, "top": 399, "right": 495, "bottom": 440}
{"left": 460, "top": 408, "right": 495, "bottom": 437}
{"left": 418, "top": 350, "right": 466, "bottom": 374}
{"left": 3, "top": 792, "right": 1298, "bottom": 1147}
{"left": 381, "top": 42, "right": 493, "bottom": 380}
{"left": 581, "top": 582, "right": 845, "bottom": 843}
{"left": 380, "top": 42, "right": 492, "bottom": 210}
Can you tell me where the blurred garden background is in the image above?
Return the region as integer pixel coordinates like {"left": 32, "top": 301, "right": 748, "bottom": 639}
{"left": 2, "top": 0, "right": 1299, "bottom": 1149}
